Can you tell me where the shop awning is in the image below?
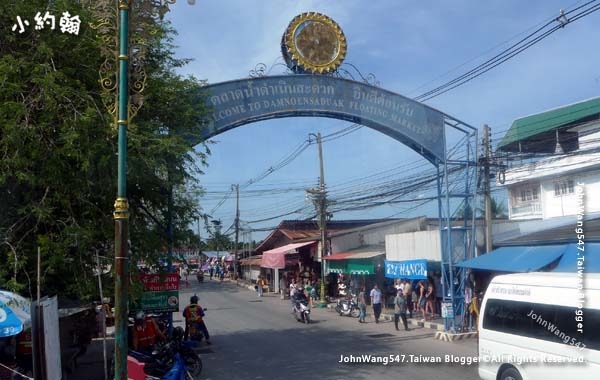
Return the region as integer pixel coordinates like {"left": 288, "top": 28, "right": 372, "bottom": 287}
{"left": 324, "top": 249, "right": 384, "bottom": 274}
{"left": 240, "top": 256, "right": 263, "bottom": 266}
{"left": 327, "top": 260, "right": 347, "bottom": 274}
{"left": 323, "top": 252, "right": 356, "bottom": 260}
{"left": 456, "top": 245, "right": 567, "bottom": 272}
{"left": 347, "top": 261, "right": 374, "bottom": 275}
{"left": 263, "top": 241, "right": 315, "bottom": 255}
{"left": 552, "top": 243, "right": 600, "bottom": 272}
{"left": 261, "top": 241, "right": 314, "bottom": 269}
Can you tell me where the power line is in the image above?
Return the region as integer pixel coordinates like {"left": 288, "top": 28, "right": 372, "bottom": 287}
{"left": 414, "top": 1, "right": 600, "bottom": 101}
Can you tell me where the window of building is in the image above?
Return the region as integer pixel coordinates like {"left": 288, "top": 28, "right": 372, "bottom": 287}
{"left": 554, "top": 179, "right": 574, "bottom": 196}
{"left": 483, "top": 299, "right": 600, "bottom": 350}
{"left": 516, "top": 185, "right": 539, "bottom": 203}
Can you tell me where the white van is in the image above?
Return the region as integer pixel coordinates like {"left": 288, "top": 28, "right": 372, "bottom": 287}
{"left": 478, "top": 272, "right": 599, "bottom": 380}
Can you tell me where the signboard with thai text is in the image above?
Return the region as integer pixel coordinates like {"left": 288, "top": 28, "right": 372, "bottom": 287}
{"left": 199, "top": 75, "right": 446, "bottom": 163}
{"left": 132, "top": 273, "right": 180, "bottom": 313}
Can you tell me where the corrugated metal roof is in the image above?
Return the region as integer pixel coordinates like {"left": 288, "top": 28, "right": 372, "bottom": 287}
{"left": 498, "top": 97, "right": 600, "bottom": 151}
{"left": 254, "top": 219, "right": 398, "bottom": 252}
{"left": 495, "top": 216, "right": 600, "bottom": 246}
{"left": 327, "top": 245, "right": 386, "bottom": 260}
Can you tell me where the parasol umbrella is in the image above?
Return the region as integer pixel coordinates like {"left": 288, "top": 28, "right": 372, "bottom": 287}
{"left": 0, "top": 290, "right": 31, "bottom": 337}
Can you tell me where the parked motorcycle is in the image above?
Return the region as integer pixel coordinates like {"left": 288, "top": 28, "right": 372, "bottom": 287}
{"left": 123, "top": 327, "right": 202, "bottom": 380}
{"left": 335, "top": 295, "right": 360, "bottom": 318}
{"left": 292, "top": 293, "right": 311, "bottom": 324}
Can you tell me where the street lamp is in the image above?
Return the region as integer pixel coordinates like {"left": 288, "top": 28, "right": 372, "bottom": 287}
{"left": 112, "top": 1, "right": 194, "bottom": 379}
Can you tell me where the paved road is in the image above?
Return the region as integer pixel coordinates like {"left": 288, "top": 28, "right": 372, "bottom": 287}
{"left": 180, "top": 277, "right": 481, "bottom": 380}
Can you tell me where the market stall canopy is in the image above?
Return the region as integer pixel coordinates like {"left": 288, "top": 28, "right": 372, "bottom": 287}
{"left": 261, "top": 241, "right": 315, "bottom": 269}
{"left": 0, "top": 290, "right": 31, "bottom": 337}
{"left": 552, "top": 243, "right": 599, "bottom": 272}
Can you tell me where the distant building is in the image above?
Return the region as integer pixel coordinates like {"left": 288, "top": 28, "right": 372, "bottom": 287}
{"left": 497, "top": 97, "right": 600, "bottom": 220}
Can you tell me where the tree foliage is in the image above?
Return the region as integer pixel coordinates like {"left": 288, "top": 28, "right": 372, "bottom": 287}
{"left": 0, "top": 0, "right": 210, "bottom": 303}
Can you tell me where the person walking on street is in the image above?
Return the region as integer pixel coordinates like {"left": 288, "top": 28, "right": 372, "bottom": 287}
{"left": 357, "top": 286, "right": 367, "bottom": 323}
{"left": 183, "top": 295, "right": 211, "bottom": 345}
{"left": 370, "top": 284, "right": 382, "bottom": 324}
{"left": 417, "top": 281, "right": 427, "bottom": 320}
{"left": 209, "top": 266, "right": 214, "bottom": 280}
{"left": 256, "top": 276, "right": 265, "bottom": 297}
{"left": 279, "top": 275, "right": 287, "bottom": 300}
{"left": 394, "top": 289, "right": 409, "bottom": 331}
{"left": 425, "top": 281, "right": 435, "bottom": 321}
{"left": 403, "top": 280, "right": 413, "bottom": 318}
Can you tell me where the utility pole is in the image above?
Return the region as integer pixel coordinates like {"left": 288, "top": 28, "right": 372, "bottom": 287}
{"left": 307, "top": 132, "right": 328, "bottom": 308}
{"left": 483, "top": 124, "right": 492, "bottom": 253}
{"left": 197, "top": 216, "right": 202, "bottom": 260}
{"left": 233, "top": 184, "right": 240, "bottom": 279}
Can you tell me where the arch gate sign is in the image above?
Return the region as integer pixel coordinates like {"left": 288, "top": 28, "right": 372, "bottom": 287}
{"left": 198, "top": 75, "right": 446, "bottom": 164}
{"left": 197, "top": 74, "right": 478, "bottom": 334}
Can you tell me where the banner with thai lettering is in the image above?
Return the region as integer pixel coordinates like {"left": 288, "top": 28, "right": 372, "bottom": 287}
{"left": 132, "top": 273, "right": 180, "bottom": 312}
{"left": 199, "top": 75, "right": 446, "bottom": 163}
{"left": 384, "top": 259, "right": 428, "bottom": 279}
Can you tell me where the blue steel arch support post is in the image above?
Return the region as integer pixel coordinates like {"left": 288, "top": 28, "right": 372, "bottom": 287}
{"left": 437, "top": 124, "right": 478, "bottom": 334}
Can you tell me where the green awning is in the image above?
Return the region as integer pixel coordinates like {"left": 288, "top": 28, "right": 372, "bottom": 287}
{"left": 347, "top": 260, "right": 374, "bottom": 275}
{"left": 498, "top": 97, "right": 600, "bottom": 151}
{"left": 327, "top": 260, "right": 346, "bottom": 274}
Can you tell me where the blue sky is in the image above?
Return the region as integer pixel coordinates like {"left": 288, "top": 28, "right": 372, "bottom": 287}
{"left": 164, "top": 0, "right": 600, "bottom": 241}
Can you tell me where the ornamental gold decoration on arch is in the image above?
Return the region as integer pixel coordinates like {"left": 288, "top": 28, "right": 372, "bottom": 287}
{"left": 282, "top": 12, "right": 347, "bottom": 74}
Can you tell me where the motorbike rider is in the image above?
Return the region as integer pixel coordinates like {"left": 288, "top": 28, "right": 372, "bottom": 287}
{"left": 292, "top": 286, "right": 309, "bottom": 308}
{"left": 132, "top": 311, "right": 166, "bottom": 353}
{"left": 183, "top": 295, "right": 212, "bottom": 345}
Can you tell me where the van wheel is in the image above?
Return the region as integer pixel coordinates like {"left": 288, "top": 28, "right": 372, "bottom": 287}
{"left": 500, "top": 367, "right": 522, "bottom": 380}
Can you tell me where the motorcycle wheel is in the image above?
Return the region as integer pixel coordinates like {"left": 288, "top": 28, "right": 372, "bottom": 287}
{"left": 304, "top": 314, "right": 311, "bottom": 324}
{"left": 350, "top": 309, "right": 361, "bottom": 318}
{"left": 183, "top": 352, "right": 203, "bottom": 378}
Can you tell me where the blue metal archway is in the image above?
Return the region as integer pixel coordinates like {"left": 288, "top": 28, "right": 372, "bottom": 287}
{"left": 197, "top": 74, "right": 478, "bottom": 333}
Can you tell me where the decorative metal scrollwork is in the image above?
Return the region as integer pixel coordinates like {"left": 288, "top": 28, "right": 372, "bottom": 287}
{"left": 333, "top": 62, "right": 381, "bottom": 87}
{"left": 249, "top": 58, "right": 294, "bottom": 78}
{"left": 90, "top": 0, "right": 172, "bottom": 125}
{"left": 249, "top": 63, "right": 267, "bottom": 78}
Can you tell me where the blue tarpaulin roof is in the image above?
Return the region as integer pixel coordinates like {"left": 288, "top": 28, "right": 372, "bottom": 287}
{"left": 553, "top": 243, "right": 600, "bottom": 272}
{"left": 456, "top": 245, "right": 567, "bottom": 272}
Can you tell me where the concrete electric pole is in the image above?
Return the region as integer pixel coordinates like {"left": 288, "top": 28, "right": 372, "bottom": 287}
{"left": 233, "top": 184, "right": 240, "bottom": 279}
{"left": 483, "top": 124, "right": 492, "bottom": 253}
{"left": 307, "top": 132, "right": 328, "bottom": 308}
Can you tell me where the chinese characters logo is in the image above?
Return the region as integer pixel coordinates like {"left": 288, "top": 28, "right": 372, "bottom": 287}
{"left": 12, "top": 11, "right": 81, "bottom": 35}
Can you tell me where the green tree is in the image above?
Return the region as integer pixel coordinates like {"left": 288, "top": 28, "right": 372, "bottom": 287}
{"left": 458, "top": 196, "right": 507, "bottom": 219}
{"left": 0, "top": 0, "right": 210, "bottom": 302}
